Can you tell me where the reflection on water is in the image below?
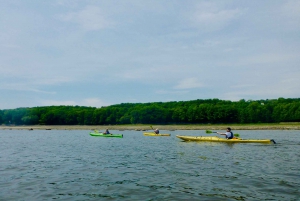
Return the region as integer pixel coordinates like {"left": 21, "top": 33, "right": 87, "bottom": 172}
{"left": 0, "top": 129, "right": 299, "bottom": 200}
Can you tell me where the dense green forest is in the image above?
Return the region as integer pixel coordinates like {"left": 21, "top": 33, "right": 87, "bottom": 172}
{"left": 1, "top": 98, "right": 300, "bottom": 125}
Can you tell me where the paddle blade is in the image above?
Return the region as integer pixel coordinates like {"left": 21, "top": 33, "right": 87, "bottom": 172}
{"left": 234, "top": 133, "right": 240, "bottom": 137}
{"left": 205, "top": 130, "right": 213, "bottom": 134}
{"left": 150, "top": 125, "right": 153, "bottom": 130}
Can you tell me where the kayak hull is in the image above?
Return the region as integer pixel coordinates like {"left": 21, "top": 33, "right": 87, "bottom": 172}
{"left": 90, "top": 132, "right": 123, "bottom": 138}
{"left": 176, "top": 135, "right": 275, "bottom": 144}
{"left": 143, "top": 132, "right": 171, "bottom": 136}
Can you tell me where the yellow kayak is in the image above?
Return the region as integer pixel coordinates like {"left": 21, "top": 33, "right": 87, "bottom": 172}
{"left": 143, "top": 132, "right": 171, "bottom": 136}
{"left": 176, "top": 135, "right": 276, "bottom": 144}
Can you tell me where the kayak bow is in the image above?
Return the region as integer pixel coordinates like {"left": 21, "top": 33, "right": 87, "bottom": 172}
{"left": 176, "top": 135, "right": 276, "bottom": 144}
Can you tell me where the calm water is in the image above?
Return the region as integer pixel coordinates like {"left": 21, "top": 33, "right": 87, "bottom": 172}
{"left": 0, "top": 129, "right": 299, "bottom": 201}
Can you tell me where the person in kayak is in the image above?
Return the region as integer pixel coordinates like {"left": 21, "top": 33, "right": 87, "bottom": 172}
{"left": 154, "top": 128, "right": 159, "bottom": 134}
{"left": 217, "top": 127, "right": 233, "bottom": 139}
{"left": 103, "top": 129, "right": 110, "bottom": 135}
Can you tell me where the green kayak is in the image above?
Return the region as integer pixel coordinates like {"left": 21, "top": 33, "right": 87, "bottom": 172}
{"left": 89, "top": 132, "right": 123, "bottom": 138}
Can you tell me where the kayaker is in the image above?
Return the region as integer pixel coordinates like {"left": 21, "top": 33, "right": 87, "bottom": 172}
{"left": 217, "top": 127, "right": 233, "bottom": 139}
{"left": 103, "top": 129, "right": 110, "bottom": 135}
{"left": 154, "top": 128, "right": 159, "bottom": 134}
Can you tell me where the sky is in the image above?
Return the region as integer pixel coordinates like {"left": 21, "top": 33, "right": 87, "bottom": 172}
{"left": 1, "top": 0, "right": 300, "bottom": 109}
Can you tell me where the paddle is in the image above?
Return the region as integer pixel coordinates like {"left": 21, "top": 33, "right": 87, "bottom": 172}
{"left": 151, "top": 125, "right": 160, "bottom": 134}
{"left": 205, "top": 130, "right": 240, "bottom": 138}
{"left": 205, "top": 130, "right": 217, "bottom": 134}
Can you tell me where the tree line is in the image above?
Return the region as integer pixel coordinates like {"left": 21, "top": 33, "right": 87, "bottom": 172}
{"left": 0, "top": 98, "right": 299, "bottom": 125}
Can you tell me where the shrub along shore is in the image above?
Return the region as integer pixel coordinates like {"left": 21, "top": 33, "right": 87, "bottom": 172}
{"left": 1, "top": 123, "right": 299, "bottom": 131}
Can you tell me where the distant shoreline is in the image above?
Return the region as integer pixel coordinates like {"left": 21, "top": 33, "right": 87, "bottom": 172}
{"left": 1, "top": 123, "right": 299, "bottom": 130}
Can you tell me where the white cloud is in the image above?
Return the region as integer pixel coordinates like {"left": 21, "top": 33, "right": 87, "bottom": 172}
{"left": 40, "top": 100, "right": 77, "bottom": 106}
{"left": 0, "top": 75, "right": 73, "bottom": 97}
{"left": 30, "top": 76, "right": 73, "bottom": 86}
{"left": 235, "top": 53, "right": 298, "bottom": 66}
{"left": 0, "top": 75, "right": 72, "bottom": 89}
{"left": 55, "top": 0, "right": 78, "bottom": 8}
{"left": 156, "top": 89, "right": 189, "bottom": 95}
{"left": 40, "top": 98, "right": 109, "bottom": 108}
{"left": 191, "top": 2, "right": 242, "bottom": 31}
{"left": 59, "top": 5, "right": 112, "bottom": 31}
{"left": 82, "top": 98, "right": 109, "bottom": 107}
{"left": 195, "top": 8, "right": 240, "bottom": 24}
{"left": 222, "top": 71, "right": 300, "bottom": 100}
{"left": 0, "top": 83, "right": 56, "bottom": 94}
{"left": 115, "top": 65, "right": 188, "bottom": 83}
{"left": 174, "top": 78, "right": 204, "bottom": 89}
{"left": 282, "top": 0, "right": 300, "bottom": 18}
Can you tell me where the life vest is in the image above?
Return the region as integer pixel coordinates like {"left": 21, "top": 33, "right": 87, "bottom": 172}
{"left": 228, "top": 132, "right": 233, "bottom": 139}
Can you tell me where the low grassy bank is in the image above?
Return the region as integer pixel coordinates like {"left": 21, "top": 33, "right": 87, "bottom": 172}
{"left": 1, "top": 123, "right": 300, "bottom": 131}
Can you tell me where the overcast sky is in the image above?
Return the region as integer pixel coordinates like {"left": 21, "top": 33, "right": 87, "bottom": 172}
{"left": 1, "top": 0, "right": 299, "bottom": 109}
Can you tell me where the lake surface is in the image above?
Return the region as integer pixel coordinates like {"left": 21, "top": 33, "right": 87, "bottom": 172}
{"left": 0, "top": 129, "right": 299, "bottom": 201}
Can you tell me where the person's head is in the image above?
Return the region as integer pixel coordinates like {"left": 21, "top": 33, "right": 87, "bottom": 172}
{"left": 227, "top": 127, "right": 231, "bottom": 131}
{"left": 156, "top": 128, "right": 158, "bottom": 130}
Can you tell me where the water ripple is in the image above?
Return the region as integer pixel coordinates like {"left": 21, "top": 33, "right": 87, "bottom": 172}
{"left": 0, "top": 129, "right": 300, "bottom": 200}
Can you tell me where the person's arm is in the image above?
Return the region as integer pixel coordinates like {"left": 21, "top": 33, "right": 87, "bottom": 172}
{"left": 217, "top": 132, "right": 226, "bottom": 136}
